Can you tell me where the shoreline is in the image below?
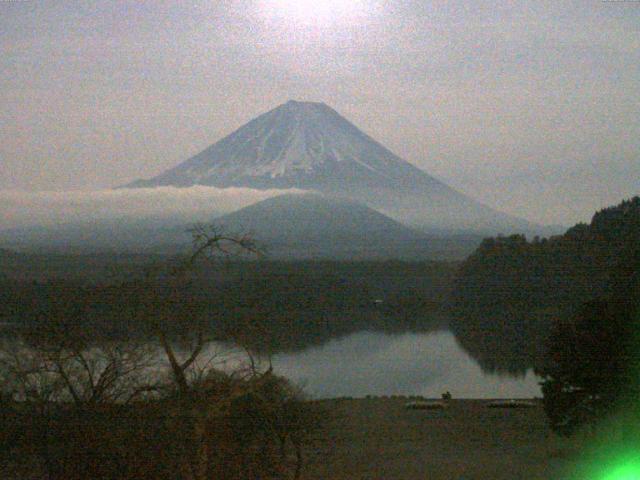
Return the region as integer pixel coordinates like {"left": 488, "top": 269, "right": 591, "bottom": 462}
{"left": 303, "top": 397, "right": 570, "bottom": 480}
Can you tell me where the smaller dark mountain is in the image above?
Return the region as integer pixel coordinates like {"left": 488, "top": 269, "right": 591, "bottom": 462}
{"left": 214, "top": 193, "right": 443, "bottom": 260}
{"left": 216, "top": 193, "right": 421, "bottom": 243}
{"left": 0, "top": 195, "right": 482, "bottom": 260}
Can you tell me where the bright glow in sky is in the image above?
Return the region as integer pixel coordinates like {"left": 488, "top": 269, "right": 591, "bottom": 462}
{"left": 263, "top": 0, "right": 377, "bottom": 27}
{"left": 268, "top": 0, "right": 365, "bottom": 23}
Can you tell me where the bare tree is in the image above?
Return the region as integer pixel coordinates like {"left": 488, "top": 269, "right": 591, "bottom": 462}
{"left": 0, "top": 224, "right": 321, "bottom": 480}
{"left": 146, "top": 223, "right": 262, "bottom": 395}
{"left": 0, "top": 326, "right": 159, "bottom": 480}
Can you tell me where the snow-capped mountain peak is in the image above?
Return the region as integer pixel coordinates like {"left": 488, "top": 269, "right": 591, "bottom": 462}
{"left": 127, "top": 100, "right": 428, "bottom": 188}
{"left": 124, "top": 101, "right": 536, "bottom": 234}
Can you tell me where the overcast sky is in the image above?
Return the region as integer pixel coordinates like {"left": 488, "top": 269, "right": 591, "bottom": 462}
{"left": 1, "top": 0, "right": 638, "bottom": 225}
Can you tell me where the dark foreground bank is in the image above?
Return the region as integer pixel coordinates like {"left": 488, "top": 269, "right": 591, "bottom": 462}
{"left": 303, "top": 397, "right": 586, "bottom": 480}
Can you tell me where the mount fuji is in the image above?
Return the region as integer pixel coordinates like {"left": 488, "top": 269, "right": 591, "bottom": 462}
{"left": 125, "top": 100, "right": 536, "bottom": 234}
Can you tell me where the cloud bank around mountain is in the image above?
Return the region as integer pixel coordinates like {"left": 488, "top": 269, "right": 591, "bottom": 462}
{"left": 0, "top": 186, "right": 307, "bottom": 230}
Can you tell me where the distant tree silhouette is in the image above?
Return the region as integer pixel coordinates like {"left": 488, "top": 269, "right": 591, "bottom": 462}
{"left": 450, "top": 196, "right": 640, "bottom": 376}
{"left": 536, "top": 300, "right": 638, "bottom": 436}
{"left": 536, "top": 236, "right": 640, "bottom": 437}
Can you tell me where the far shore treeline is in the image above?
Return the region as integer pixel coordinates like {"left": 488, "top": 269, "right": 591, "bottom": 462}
{"left": 0, "top": 259, "right": 455, "bottom": 354}
{"left": 450, "top": 196, "right": 640, "bottom": 376}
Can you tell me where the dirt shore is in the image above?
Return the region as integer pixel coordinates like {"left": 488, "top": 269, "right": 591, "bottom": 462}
{"left": 303, "top": 398, "right": 578, "bottom": 480}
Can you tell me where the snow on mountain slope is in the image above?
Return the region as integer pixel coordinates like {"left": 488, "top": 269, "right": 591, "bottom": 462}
{"left": 125, "top": 101, "right": 537, "bottom": 234}
{"left": 127, "top": 101, "right": 428, "bottom": 187}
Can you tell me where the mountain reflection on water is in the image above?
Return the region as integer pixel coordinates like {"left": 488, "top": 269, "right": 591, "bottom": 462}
{"left": 0, "top": 314, "right": 541, "bottom": 399}
{"left": 271, "top": 330, "right": 541, "bottom": 399}
{"left": 238, "top": 311, "right": 542, "bottom": 399}
{"left": 197, "top": 290, "right": 543, "bottom": 399}
{"left": 0, "top": 308, "right": 542, "bottom": 401}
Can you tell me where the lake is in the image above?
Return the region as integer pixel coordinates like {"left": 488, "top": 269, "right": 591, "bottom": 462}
{"left": 271, "top": 330, "right": 542, "bottom": 399}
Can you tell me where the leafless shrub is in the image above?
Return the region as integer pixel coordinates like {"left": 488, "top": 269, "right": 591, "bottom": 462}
{"left": 0, "top": 224, "right": 321, "bottom": 480}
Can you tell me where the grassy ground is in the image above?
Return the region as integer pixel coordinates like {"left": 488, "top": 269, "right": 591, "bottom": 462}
{"left": 303, "top": 398, "right": 582, "bottom": 480}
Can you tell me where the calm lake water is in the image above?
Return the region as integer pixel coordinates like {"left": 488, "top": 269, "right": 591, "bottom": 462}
{"left": 3, "top": 323, "right": 540, "bottom": 400}
{"left": 271, "top": 330, "right": 541, "bottom": 399}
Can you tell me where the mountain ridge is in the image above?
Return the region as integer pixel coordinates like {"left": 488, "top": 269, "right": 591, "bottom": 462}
{"left": 125, "top": 100, "right": 437, "bottom": 188}
{"left": 125, "top": 100, "right": 538, "bottom": 234}
{"left": 215, "top": 192, "right": 424, "bottom": 243}
{"left": 212, "top": 192, "right": 481, "bottom": 260}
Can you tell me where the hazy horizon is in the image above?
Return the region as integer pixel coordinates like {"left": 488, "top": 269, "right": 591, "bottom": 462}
{"left": 0, "top": 186, "right": 307, "bottom": 231}
{"left": 2, "top": 1, "right": 639, "bottom": 226}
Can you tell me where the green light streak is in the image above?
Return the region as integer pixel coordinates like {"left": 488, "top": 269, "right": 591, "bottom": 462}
{"left": 600, "top": 458, "right": 640, "bottom": 480}
{"left": 567, "top": 442, "right": 640, "bottom": 480}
